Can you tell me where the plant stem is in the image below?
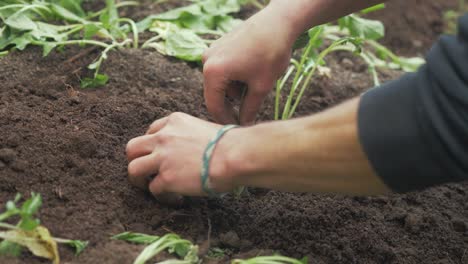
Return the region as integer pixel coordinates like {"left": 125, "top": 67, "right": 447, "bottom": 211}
{"left": 275, "top": 65, "right": 295, "bottom": 120}
{"left": 45, "top": 39, "right": 110, "bottom": 48}
{"left": 288, "top": 40, "right": 350, "bottom": 119}
{"left": 118, "top": 18, "right": 139, "bottom": 48}
{"left": 142, "top": 35, "right": 162, "bottom": 48}
{"left": 281, "top": 41, "right": 314, "bottom": 119}
{"left": 0, "top": 222, "right": 19, "bottom": 230}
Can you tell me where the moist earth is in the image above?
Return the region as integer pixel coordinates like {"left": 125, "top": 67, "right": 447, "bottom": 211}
{"left": 0, "top": 0, "right": 467, "bottom": 263}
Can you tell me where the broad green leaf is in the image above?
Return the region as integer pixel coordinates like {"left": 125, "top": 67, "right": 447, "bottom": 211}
{"left": 50, "top": 4, "right": 87, "bottom": 23}
{"left": 41, "top": 42, "right": 56, "bottom": 56}
{"left": 53, "top": 0, "right": 86, "bottom": 17}
{"left": 164, "top": 27, "right": 208, "bottom": 61}
{"left": 83, "top": 24, "right": 101, "bottom": 39}
{"left": 5, "top": 13, "right": 37, "bottom": 31}
{"left": 81, "top": 74, "right": 109, "bottom": 88}
{"left": 200, "top": 0, "right": 243, "bottom": 16}
{"left": 339, "top": 14, "right": 384, "bottom": 40}
{"left": 216, "top": 16, "right": 242, "bottom": 33}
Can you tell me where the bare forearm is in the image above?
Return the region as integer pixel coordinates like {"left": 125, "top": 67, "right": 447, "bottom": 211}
{"left": 214, "top": 97, "right": 391, "bottom": 195}
{"left": 268, "top": 0, "right": 386, "bottom": 41}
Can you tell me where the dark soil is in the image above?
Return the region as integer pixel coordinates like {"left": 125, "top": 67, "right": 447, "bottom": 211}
{"left": 0, "top": 0, "right": 467, "bottom": 264}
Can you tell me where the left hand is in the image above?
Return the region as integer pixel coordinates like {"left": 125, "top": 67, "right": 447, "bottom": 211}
{"left": 126, "top": 112, "right": 235, "bottom": 196}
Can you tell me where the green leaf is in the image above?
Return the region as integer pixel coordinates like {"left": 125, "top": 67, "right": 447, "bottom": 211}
{"left": 20, "top": 193, "right": 42, "bottom": 217}
{"left": 339, "top": 14, "right": 384, "bottom": 40}
{"left": 53, "top": 0, "right": 86, "bottom": 17}
{"left": 0, "top": 241, "right": 22, "bottom": 257}
{"left": 41, "top": 42, "right": 56, "bottom": 56}
{"left": 5, "top": 13, "right": 37, "bottom": 31}
{"left": 164, "top": 26, "right": 208, "bottom": 61}
{"left": 65, "top": 240, "right": 88, "bottom": 255}
{"left": 112, "top": 232, "right": 160, "bottom": 244}
{"left": 50, "top": 4, "right": 87, "bottom": 23}
{"left": 81, "top": 74, "right": 109, "bottom": 88}
{"left": 398, "top": 57, "right": 425, "bottom": 72}
{"left": 83, "top": 24, "right": 101, "bottom": 39}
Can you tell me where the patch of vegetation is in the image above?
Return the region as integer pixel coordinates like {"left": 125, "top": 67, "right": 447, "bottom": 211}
{"left": 0, "top": 193, "right": 88, "bottom": 264}
{"left": 275, "top": 6, "right": 425, "bottom": 120}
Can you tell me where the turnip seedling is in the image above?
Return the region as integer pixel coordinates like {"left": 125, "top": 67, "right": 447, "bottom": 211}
{"left": 0, "top": 0, "right": 140, "bottom": 88}
{"left": 233, "top": 255, "right": 308, "bottom": 264}
{"left": 0, "top": 193, "right": 88, "bottom": 263}
{"left": 113, "top": 232, "right": 200, "bottom": 264}
{"left": 275, "top": 11, "right": 425, "bottom": 120}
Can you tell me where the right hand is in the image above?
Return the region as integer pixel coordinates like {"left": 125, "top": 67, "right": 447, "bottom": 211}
{"left": 202, "top": 3, "right": 299, "bottom": 125}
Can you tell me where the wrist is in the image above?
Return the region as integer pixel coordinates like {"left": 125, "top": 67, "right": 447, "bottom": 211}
{"left": 267, "top": 0, "right": 322, "bottom": 40}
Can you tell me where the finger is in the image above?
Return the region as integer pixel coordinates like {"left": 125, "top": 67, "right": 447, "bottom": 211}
{"left": 239, "top": 80, "right": 271, "bottom": 125}
{"left": 148, "top": 174, "right": 165, "bottom": 195}
{"left": 128, "top": 152, "right": 161, "bottom": 189}
{"left": 146, "top": 117, "right": 169, "bottom": 135}
{"left": 203, "top": 64, "right": 237, "bottom": 124}
{"left": 126, "top": 134, "right": 157, "bottom": 162}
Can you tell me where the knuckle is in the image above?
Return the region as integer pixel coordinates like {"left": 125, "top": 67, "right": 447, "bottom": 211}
{"left": 203, "top": 61, "right": 224, "bottom": 79}
{"left": 153, "top": 132, "right": 173, "bottom": 145}
{"left": 168, "top": 112, "right": 185, "bottom": 123}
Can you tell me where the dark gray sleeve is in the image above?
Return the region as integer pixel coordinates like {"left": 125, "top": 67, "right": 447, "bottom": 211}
{"left": 357, "top": 14, "right": 468, "bottom": 193}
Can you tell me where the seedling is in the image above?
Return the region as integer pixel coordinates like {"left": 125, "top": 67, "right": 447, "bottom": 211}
{"left": 113, "top": 232, "right": 200, "bottom": 264}
{"left": 444, "top": 0, "right": 467, "bottom": 34}
{"left": 275, "top": 10, "right": 425, "bottom": 120}
{"left": 0, "top": 0, "right": 139, "bottom": 88}
{"left": 0, "top": 193, "right": 88, "bottom": 263}
{"left": 139, "top": 0, "right": 245, "bottom": 62}
{"left": 232, "top": 255, "right": 308, "bottom": 264}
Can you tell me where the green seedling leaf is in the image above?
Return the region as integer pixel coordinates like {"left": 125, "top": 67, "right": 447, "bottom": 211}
{"left": 233, "top": 255, "right": 307, "bottom": 264}
{"left": 20, "top": 193, "right": 42, "bottom": 217}
{"left": 83, "top": 24, "right": 101, "bottom": 39}
{"left": 59, "top": 239, "right": 88, "bottom": 255}
{"left": 164, "top": 27, "right": 207, "bottom": 61}
{"left": 397, "top": 57, "right": 426, "bottom": 72}
{"left": 339, "top": 14, "right": 384, "bottom": 40}
{"left": 50, "top": 4, "right": 87, "bottom": 23}
{"left": 5, "top": 13, "right": 37, "bottom": 31}
{"left": 81, "top": 74, "right": 109, "bottom": 89}
{"left": 53, "top": 0, "right": 86, "bottom": 18}
{"left": 112, "top": 232, "right": 160, "bottom": 244}
{"left": 0, "top": 241, "right": 22, "bottom": 257}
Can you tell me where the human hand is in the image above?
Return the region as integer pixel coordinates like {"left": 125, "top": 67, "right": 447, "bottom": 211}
{"left": 126, "top": 112, "right": 238, "bottom": 197}
{"left": 202, "top": 3, "right": 300, "bottom": 125}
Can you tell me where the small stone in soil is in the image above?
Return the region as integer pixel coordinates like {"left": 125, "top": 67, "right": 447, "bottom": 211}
{"left": 451, "top": 219, "right": 466, "bottom": 233}
{"left": 0, "top": 148, "right": 17, "bottom": 164}
{"left": 11, "top": 160, "right": 27, "bottom": 172}
{"left": 220, "top": 231, "right": 241, "bottom": 249}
